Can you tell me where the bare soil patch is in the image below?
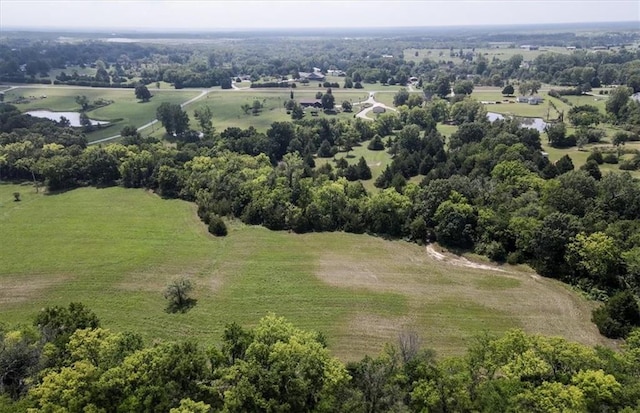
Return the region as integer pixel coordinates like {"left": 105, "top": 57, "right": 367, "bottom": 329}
{"left": 0, "top": 275, "right": 69, "bottom": 304}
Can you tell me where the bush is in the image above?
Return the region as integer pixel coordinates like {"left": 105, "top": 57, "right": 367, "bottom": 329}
{"left": 475, "top": 241, "right": 507, "bottom": 262}
{"left": 603, "top": 153, "right": 618, "bottom": 164}
{"left": 208, "top": 214, "right": 228, "bottom": 236}
{"left": 592, "top": 290, "right": 640, "bottom": 339}
{"left": 367, "top": 135, "right": 385, "bottom": 150}
{"left": 619, "top": 160, "right": 639, "bottom": 171}
{"left": 587, "top": 151, "right": 604, "bottom": 165}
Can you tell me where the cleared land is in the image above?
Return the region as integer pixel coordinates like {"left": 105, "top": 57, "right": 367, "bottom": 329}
{"left": 0, "top": 184, "right": 613, "bottom": 360}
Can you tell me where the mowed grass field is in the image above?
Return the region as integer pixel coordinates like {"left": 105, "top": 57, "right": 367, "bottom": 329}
{"left": 184, "top": 89, "right": 370, "bottom": 133}
{"left": 0, "top": 184, "right": 613, "bottom": 360}
{"left": 3, "top": 86, "right": 198, "bottom": 142}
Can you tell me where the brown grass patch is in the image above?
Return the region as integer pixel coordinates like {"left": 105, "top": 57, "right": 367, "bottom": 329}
{"left": 0, "top": 275, "right": 69, "bottom": 304}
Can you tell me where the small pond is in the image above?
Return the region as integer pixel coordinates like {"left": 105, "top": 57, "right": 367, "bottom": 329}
{"left": 26, "top": 111, "right": 109, "bottom": 127}
{"left": 487, "top": 112, "right": 547, "bottom": 132}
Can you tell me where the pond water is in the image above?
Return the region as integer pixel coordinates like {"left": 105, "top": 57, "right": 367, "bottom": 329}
{"left": 487, "top": 112, "right": 547, "bottom": 132}
{"left": 26, "top": 110, "right": 109, "bottom": 127}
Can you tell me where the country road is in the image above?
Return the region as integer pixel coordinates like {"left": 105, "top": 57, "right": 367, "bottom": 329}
{"left": 355, "top": 92, "right": 396, "bottom": 120}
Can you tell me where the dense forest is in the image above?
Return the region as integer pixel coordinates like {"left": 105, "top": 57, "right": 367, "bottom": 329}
{"left": 2, "top": 25, "right": 640, "bottom": 411}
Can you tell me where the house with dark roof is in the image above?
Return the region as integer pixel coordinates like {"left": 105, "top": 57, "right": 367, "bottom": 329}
{"left": 299, "top": 99, "right": 323, "bottom": 108}
{"left": 298, "top": 71, "right": 325, "bottom": 81}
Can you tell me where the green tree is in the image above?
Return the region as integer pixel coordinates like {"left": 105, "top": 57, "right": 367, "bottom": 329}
{"left": 134, "top": 84, "right": 152, "bottom": 102}
{"left": 164, "top": 277, "right": 196, "bottom": 313}
{"left": 356, "top": 156, "right": 372, "bottom": 180}
{"left": 566, "top": 232, "right": 620, "bottom": 286}
{"left": 291, "top": 103, "right": 304, "bottom": 120}
{"left": 555, "top": 154, "right": 575, "bottom": 174}
{"left": 592, "top": 290, "right": 640, "bottom": 339}
{"left": 75, "top": 95, "right": 89, "bottom": 111}
{"left": 393, "top": 88, "right": 410, "bottom": 106}
{"left": 606, "top": 86, "right": 631, "bottom": 122}
{"left": 156, "top": 102, "right": 189, "bottom": 136}
{"left": 434, "top": 192, "right": 476, "bottom": 248}
{"left": 217, "top": 314, "right": 349, "bottom": 412}
{"left": 194, "top": 105, "right": 214, "bottom": 138}
{"left": 34, "top": 302, "right": 100, "bottom": 353}
{"left": 321, "top": 88, "right": 335, "bottom": 110}
{"left": 341, "top": 100, "right": 353, "bottom": 112}
{"left": 502, "top": 84, "right": 515, "bottom": 96}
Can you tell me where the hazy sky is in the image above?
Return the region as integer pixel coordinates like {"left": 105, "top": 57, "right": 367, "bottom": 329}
{"left": 1, "top": 0, "right": 639, "bottom": 31}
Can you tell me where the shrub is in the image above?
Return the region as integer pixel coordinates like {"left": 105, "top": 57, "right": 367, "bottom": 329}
{"left": 619, "top": 160, "right": 638, "bottom": 171}
{"left": 587, "top": 151, "right": 604, "bottom": 165}
{"left": 603, "top": 153, "right": 618, "bottom": 164}
{"left": 208, "top": 214, "right": 228, "bottom": 236}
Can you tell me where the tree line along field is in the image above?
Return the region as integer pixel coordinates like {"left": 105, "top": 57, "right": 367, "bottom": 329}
{"left": 0, "top": 183, "right": 613, "bottom": 360}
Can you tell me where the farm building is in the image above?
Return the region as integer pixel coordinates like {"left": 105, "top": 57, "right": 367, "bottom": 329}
{"left": 517, "top": 96, "right": 544, "bottom": 104}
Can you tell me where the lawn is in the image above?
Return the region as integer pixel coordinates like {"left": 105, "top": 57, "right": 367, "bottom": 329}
{"left": 3, "top": 86, "right": 198, "bottom": 142}
{"left": 0, "top": 184, "right": 613, "bottom": 360}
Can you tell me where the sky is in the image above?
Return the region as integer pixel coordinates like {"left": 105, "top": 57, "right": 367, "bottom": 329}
{"left": 1, "top": 0, "right": 639, "bottom": 32}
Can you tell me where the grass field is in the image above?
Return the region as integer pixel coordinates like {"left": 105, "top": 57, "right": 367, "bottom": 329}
{"left": 3, "top": 86, "right": 198, "bottom": 142}
{"left": 403, "top": 46, "right": 575, "bottom": 65}
{"left": 185, "top": 89, "right": 371, "bottom": 133}
{"left": 0, "top": 184, "right": 613, "bottom": 360}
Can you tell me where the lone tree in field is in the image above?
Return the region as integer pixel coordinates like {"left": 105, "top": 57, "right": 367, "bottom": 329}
{"left": 164, "top": 277, "right": 196, "bottom": 313}
{"left": 135, "top": 85, "right": 152, "bottom": 102}
{"left": 502, "top": 84, "right": 514, "bottom": 96}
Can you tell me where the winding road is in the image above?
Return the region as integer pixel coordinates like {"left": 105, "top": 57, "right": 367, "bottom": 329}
{"left": 354, "top": 92, "right": 397, "bottom": 120}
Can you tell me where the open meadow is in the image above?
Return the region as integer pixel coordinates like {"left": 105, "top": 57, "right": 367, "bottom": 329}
{"left": 3, "top": 86, "right": 199, "bottom": 142}
{"left": 0, "top": 183, "right": 614, "bottom": 360}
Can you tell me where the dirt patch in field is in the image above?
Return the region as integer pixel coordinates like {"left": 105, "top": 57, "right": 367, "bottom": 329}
{"left": 426, "top": 244, "right": 507, "bottom": 272}
{"left": 315, "top": 237, "right": 615, "bottom": 353}
{"left": 0, "top": 275, "right": 69, "bottom": 304}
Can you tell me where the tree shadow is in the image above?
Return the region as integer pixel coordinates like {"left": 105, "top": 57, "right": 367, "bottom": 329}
{"left": 165, "top": 298, "right": 197, "bottom": 314}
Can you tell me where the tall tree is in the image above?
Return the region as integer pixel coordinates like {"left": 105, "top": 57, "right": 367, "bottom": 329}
{"left": 134, "top": 85, "right": 152, "bottom": 102}
{"left": 156, "top": 102, "right": 189, "bottom": 136}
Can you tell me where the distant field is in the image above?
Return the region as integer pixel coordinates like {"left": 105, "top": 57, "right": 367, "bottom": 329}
{"left": 3, "top": 86, "right": 198, "bottom": 142}
{"left": 403, "top": 46, "right": 574, "bottom": 65}
{"left": 0, "top": 184, "right": 613, "bottom": 360}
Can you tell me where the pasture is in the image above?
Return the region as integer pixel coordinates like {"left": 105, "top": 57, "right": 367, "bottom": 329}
{"left": 3, "top": 86, "right": 198, "bottom": 142}
{"left": 403, "top": 46, "right": 575, "bottom": 65}
{"left": 0, "top": 184, "right": 613, "bottom": 360}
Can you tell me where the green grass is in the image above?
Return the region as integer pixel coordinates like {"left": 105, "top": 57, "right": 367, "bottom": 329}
{"left": 185, "top": 89, "right": 370, "bottom": 133}
{"left": 403, "top": 46, "right": 575, "bottom": 65}
{"left": 4, "top": 86, "right": 198, "bottom": 142}
{"left": 0, "top": 184, "right": 612, "bottom": 360}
